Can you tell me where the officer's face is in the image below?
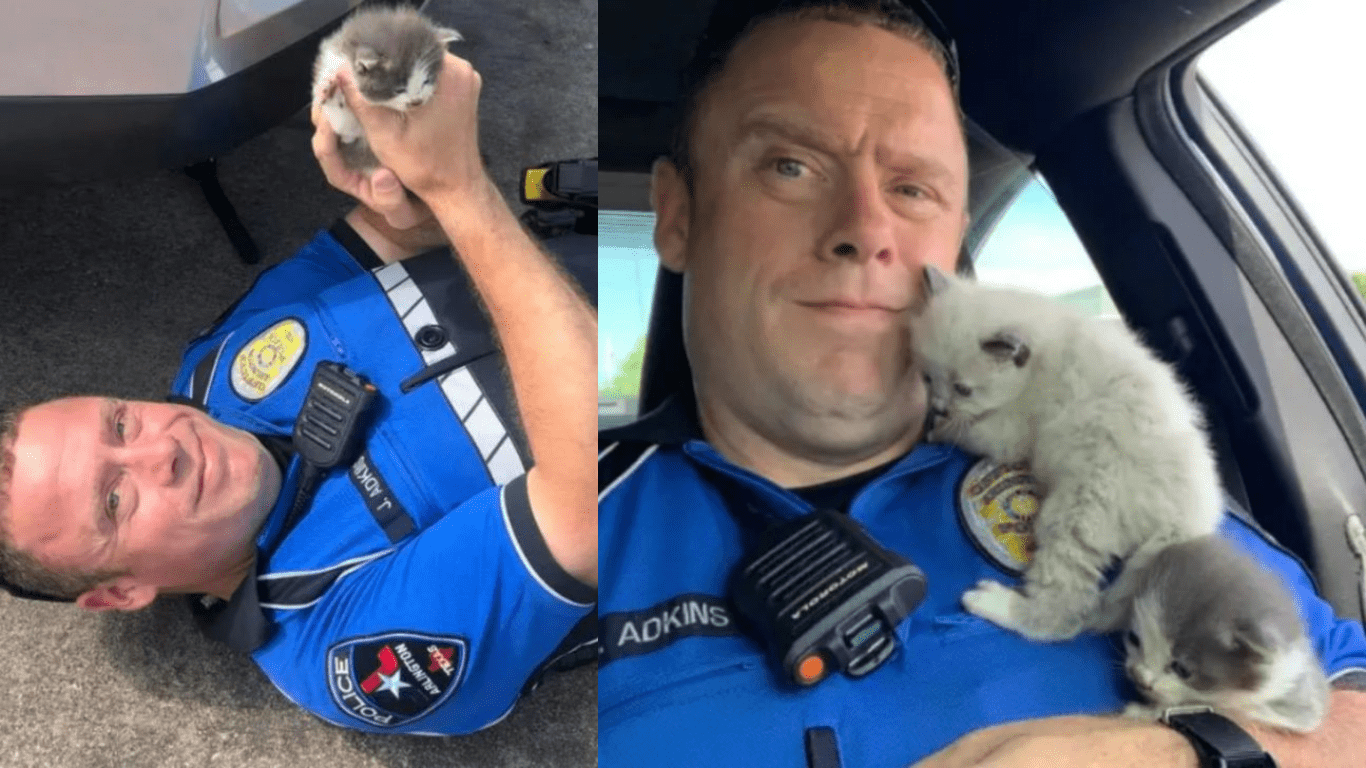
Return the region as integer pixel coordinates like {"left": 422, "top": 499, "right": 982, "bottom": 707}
{"left": 653, "top": 18, "right": 968, "bottom": 481}
{"left": 4, "top": 397, "right": 281, "bottom": 605}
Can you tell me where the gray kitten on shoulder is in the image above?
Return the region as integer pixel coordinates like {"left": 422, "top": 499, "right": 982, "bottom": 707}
{"left": 908, "top": 266, "right": 1223, "bottom": 641}
{"left": 1098, "top": 535, "right": 1329, "bottom": 733}
{"left": 313, "top": 6, "right": 462, "bottom": 173}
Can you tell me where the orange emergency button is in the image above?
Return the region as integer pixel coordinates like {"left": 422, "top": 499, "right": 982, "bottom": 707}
{"left": 795, "top": 652, "right": 828, "bottom": 685}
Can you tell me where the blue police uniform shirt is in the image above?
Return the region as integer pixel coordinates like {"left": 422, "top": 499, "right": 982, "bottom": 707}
{"left": 169, "top": 223, "right": 596, "bottom": 735}
{"left": 598, "top": 392, "right": 1366, "bottom": 767}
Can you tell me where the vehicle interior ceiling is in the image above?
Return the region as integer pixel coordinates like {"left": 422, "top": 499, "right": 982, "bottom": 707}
{"left": 601, "top": 0, "right": 1366, "bottom": 620}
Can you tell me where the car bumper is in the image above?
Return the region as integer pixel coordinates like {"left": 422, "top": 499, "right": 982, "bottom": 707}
{"left": 0, "top": 0, "right": 411, "bottom": 184}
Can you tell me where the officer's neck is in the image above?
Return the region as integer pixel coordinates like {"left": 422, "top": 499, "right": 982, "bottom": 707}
{"left": 196, "top": 434, "right": 283, "bottom": 601}
{"left": 198, "top": 552, "right": 258, "bottom": 602}
{"left": 696, "top": 395, "right": 920, "bottom": 488}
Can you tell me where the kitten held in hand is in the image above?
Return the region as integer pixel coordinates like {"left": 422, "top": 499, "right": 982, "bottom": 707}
{"left": 313, "top": 6, "right": 462, "bottom": 173}
{"left": 908, "top": 266, "right": 1222, "bottom": 641}
{"left": 1108, "top": 535, "right": 1329, "bottom": 733}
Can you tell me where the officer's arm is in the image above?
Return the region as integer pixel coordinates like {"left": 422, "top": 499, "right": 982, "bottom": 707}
{"left": 910, "top": 695, "right": 1366, "bottom": 768}
{"left": 426, "top": 180, "right": 597, "bottom": 587}
{"left": 335, "top": 55, "right": 597, "bottom": 586}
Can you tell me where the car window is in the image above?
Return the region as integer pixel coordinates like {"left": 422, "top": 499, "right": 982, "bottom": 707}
{"left": 600, "top": 209, "right": 658, "bottom": 428}
{"left": 1198, "top": 0, "right": 1365, "bottom": 296}
{"left": 973, "top": 177, "right": 1117, "bottom": 319}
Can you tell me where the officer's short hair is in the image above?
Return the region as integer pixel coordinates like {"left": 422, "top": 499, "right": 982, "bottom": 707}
{"left": 669, "top": 0, "right": 964, "bottom": 195}
{"left": 0, "top": 404, "right": 120, "bottom": 602}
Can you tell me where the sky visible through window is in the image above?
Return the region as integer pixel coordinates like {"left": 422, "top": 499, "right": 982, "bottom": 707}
{"left": 599, "top": 211, "right": 658, "bottom": 390}
{"left": 1200, "top": 0, "right": 1363, "bottom": 272}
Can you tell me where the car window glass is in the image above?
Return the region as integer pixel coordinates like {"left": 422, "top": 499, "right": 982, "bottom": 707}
{"left": 1199, "top": 0, "right": 1365, "bottom": 290}
{"left": 600, "top": 210, "right": 658, "bottom": 428}
{"left": 973, "top": 177, "right": 1118, "bottom": 319}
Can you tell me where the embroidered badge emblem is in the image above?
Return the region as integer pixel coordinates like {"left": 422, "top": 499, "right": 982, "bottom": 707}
{"left": 230, "top": 318, "right": 307, "bottom": 401}
{"left": 957, "top": 458, "right": 1043, "bottom": 576}
{"left": 326, "top": 631, "right": 468, "bottom": 728}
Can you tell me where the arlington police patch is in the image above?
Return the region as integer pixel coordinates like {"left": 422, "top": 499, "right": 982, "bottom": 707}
{"left": 327, "top": 631, "right": 468, "bottom": 728}
{"left": 230, "top": 318, "right": 307, "bottom": 401}
{"left": 957, "top": 458, "right": 1043, "bottom": 576}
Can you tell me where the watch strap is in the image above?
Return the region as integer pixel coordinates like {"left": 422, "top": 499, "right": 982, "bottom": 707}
{"left": 1161, "top": 707, "right": 1277, "bottom": 768}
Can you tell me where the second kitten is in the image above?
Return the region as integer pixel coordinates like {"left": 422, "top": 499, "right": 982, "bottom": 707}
{"left": 1104, "top": 535, "right": 1329, "bottom": 733}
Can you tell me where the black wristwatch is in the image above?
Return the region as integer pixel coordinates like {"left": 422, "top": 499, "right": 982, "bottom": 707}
{"left": 1160, "top": 706, "right": 1278, "bottom": 768}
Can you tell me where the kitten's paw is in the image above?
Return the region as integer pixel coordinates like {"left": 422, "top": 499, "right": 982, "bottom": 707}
{"left": 962, "top": 580, "right": 1021, "bottom": 628}
{"left": 1121, "top": 702, "right": 1161, "bottom": 721}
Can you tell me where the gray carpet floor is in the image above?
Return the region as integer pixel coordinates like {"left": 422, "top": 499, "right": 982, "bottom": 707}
{"left": 0, "top": 0, "right": 597, "bottom": 766}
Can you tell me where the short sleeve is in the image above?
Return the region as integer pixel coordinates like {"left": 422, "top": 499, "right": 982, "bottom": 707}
{"left": 252, "top": 477, "right": 595, "bottom": 735}
{"left": 1221, "top": 515, "right": 1366, "bottom": 684}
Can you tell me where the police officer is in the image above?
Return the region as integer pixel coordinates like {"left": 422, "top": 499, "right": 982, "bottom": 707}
{"left": 596, "top": 3, "right": 1366, "bottom": 767}
{"left": 0, "top": 52, "right": 597, "bottom": 735}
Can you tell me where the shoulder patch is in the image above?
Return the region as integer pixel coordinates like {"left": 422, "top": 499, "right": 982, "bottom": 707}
{"left": 957, "top": 458, "right": 1042, "bottom": 576}
{"left": 231, "top": 318, "right": 308, "bottom": 401}
{"left": 327, "top": 631, "right": 468, "bottom": 729}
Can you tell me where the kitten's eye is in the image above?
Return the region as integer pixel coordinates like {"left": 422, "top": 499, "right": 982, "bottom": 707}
{"left": 1125, "top": 630, "right": 1140, "bottom": 649}
{"left": 953, "top": 382, "right": 972, "bottom": 397}
{"left": 1168, "top": 660, "right": 1192, "bottom": 680}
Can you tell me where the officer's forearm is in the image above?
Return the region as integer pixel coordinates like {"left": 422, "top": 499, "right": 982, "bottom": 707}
{"left": 425, "top": 178, "right": 598, "bottom": 583}
{"left": 910, "top": 715, "right": 1197, "bottom": 768}
{"left": 913, "top": 693, "right": 1366, "bottom": 768}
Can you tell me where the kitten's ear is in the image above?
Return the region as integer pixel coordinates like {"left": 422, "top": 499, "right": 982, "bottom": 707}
{"left": 981, "top": 332, "right": 1031, "bottom": 368}
{"left": 435, "top": 26, "right": 464, "bottom": 45}
{"left": 353, "top": 46, "right": 380, "bottom": 74}
{"left": 1223, "top": 618, "right": 1274, "bottom": 660}
{"left": 923, "top": 265, "right": 953, "bottom": 297}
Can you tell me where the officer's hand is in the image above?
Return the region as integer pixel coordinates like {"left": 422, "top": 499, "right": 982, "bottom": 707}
{"left": 334, "top": 53, "right": 486, "bottom": 200}
{"left": 310, "top": 90, "right": 435, "bottom": 232}
{"left": 910, "top": 716, "right": 1198, "bottom": 768}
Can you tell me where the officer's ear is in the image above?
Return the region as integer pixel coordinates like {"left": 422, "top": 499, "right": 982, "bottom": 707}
{"left": 76, "top": 578, "right": 157, "bottom": 613}
{"left": 651, "top": 157, "right": 691, "bottom": 274}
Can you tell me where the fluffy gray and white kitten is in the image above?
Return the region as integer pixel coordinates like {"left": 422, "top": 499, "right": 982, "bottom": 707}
{"left": 1099, "top": 535, "right": 1329, "bottom": 733}
{"left": 313, "top": 6, "right": 462, "bottom": 172}
{"left": 908, "top": 266, "right": 1223, "bottom": 641}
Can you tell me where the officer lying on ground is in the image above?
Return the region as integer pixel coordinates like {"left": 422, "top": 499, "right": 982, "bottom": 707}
{"left": 596, "top": 2, "right": 1366, "bottom": 766}
{"left": 0, "top": 52, "right": 597, "bottom": 734}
